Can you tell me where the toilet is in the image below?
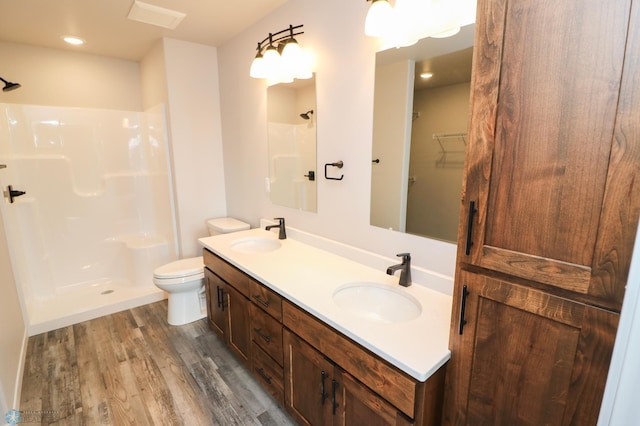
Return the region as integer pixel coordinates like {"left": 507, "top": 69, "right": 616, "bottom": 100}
{"left": 153, "top": 217, "right": 250, "bottom": 325}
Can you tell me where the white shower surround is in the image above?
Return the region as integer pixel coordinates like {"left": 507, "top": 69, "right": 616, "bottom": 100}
{"left": 0, "top": 103, "right": 176, "bottom": 335}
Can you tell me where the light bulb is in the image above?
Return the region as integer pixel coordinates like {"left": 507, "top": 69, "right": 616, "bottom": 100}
{"left": 365, "top": 0, "right": 393, "bottom": 37}
{"left": 282, "top": 40, "right": 312, "bottom": 79}
{"left": 281, "top": 40, "right": 303, "bottom": 69}
{"left": 262, "top": 45, "right": 281, "bottom": 80}
{"left": 250, "top": 54, "right": 266, "bottom": 78}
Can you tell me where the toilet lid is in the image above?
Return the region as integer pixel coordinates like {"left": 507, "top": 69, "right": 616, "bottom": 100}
{"left": 153, "top": 256, "right": 204, "bottom": 279}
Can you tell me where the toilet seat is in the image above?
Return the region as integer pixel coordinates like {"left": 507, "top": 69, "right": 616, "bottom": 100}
{"left": 153, "top": 256, "right": 204, "bottom": 285}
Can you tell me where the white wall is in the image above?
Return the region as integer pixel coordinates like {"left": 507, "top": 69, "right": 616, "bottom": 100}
{"left": 0, "top": 41, "right": 142, "bottom": 110}
{"left": 217, "top": 0, "right": 457, "bottom": 280}
{"left": 161, "top": 38, "right": 228, "bottom": 257}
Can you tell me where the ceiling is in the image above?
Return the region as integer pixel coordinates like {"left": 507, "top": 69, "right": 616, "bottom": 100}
{"left": 0, "top": 0, "right": 289, "bottom": 61}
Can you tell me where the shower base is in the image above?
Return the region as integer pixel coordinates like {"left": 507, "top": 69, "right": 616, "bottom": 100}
{"left": 25, "top": 281, "right": 166, "bottom": 335}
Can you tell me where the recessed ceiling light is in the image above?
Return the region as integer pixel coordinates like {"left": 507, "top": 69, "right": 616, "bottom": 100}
{"left": 420, "top": 72, "right": 433, "bottom": 79}
{"left": 62, "top": 36, "right": 85, "bottom": 46}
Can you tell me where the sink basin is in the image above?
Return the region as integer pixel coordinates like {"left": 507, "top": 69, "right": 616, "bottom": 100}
{"left": 332, "top": 282, "right": 422, "bottom": 323}
{"left": 230, "top": 237, "right": 282, "bottom": 253}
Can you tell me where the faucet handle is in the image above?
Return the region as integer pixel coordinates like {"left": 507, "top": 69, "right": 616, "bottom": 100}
{"left": 274, "top": 217, "right": 285, "bottom": 224}
{"left": 396, "top": 253, "right": 411, "bottom": 263}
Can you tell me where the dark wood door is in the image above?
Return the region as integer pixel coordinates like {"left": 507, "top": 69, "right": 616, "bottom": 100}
{"left": 225, "top": 283, "right": 250, "bottom": 365}
{"left": 333, "top": 370, "right": 410, "bottom": 426}
{"left": 445, "top": 270, "right": 619, "bottom": 425}
{"left": 204, "top": 268, "right": 225, "bottom": 338}
{"left": 459, "top": 0, "right": 640, "bottom": 309}
{"left": 284, "top": 329, "right": 334, "bottom": 426}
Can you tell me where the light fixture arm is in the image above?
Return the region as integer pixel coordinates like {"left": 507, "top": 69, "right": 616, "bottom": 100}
{"left": 254, "top": 24, "right": 304, "bottom": 54}
{"left": 250, "top": 24, "right": 311, "bottom": 81}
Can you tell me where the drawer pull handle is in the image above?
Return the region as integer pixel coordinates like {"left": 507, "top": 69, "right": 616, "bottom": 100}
{"left": 459, "top": 284, "right": 469, "bottom": 335}
{"left": 321, "top": 371, "right": 329, "bottom": 405}
{"left": 332, "top": 379, "right": 339, "bottom": 414}
{"left": 465, "top": 201, "right": 477, "bottom": 255}
{"left": 256, "top": 367, "right": 272, "bottom": 384}
{"left": 253, "top": 327, "right": 271, "bottom": 343}
{"left": 252, "top": 294, "right": 271, "bottom": 308}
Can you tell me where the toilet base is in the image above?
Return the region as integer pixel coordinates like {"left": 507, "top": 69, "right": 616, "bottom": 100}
{"left": 166, "top": 287, "right": 207, "bottom": 326}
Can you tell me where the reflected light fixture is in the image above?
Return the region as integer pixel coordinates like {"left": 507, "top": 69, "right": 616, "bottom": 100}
{"left": 250, "top": 24, "right": 312, "bottom": 83}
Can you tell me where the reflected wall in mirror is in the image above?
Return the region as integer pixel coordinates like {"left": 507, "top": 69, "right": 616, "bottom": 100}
{"left": 370, "top": 25, "right": 474, "bottom": 243}
{"left": 267, "top": 76, "right": 317, "bottom": 212}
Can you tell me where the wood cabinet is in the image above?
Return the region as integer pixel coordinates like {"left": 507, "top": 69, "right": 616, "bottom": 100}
{"left": 445, "top": 0, "right": 640, "bottom": 423}
{"left": 283, "top": 329, "right": 411, "bottom": 426}
{"left": 447, "top": 271, "right": 619, "bottom": 424}
{"left": 203, "top": 254, "right": 251, "bottom": 365}
{"left": 459, "top": 0, "right": 640, "bottom": 311}
{"left": 283, "top": 301, "right": 445, "bottom": 425}
{"left": 203, "top": 249, "right": 446, "bottom": 425}
{"left": 248, "top": 280, "right": 285, "bottom": 404}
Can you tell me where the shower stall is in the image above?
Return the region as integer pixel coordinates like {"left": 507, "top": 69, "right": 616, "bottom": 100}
{"left": 0, "top": 103, "right": 177, "bottom": 334}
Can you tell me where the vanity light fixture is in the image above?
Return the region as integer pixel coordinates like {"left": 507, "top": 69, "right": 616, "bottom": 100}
{"left": 250, "top": 24, "right": 312, "bottom": 83}
{"left": 364, "top": 0, "right": 476, "bottom": 47}
{"left": 420, "top": 72, "right": 434, "bottom": 79}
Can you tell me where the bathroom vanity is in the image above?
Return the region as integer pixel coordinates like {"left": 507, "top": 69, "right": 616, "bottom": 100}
{"left": 199, "top": 228, "right": 452, "bottom": 425}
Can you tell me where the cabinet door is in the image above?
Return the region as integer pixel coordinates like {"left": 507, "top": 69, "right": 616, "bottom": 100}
{"left": 225, "top": 283, "right": 251, "bottom": 365}
{"left": 445, "top": 270, "right": 619, "bottom": 425}
{"left": 333, "top": 370, "right": 411, "bottom": 426}
{"left": 460, "top": 0, "right": 640, "bottom": 309}
{"left": 284, "top": 329, "right": 334, "bottom": 426}
{"left": 204, "top": 268, "right": 225, "bottom": 338}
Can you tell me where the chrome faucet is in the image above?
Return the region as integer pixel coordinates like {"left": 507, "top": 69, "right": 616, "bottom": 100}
{"left": 265, "top": 217, "right": 287, "bottom": 240}
{"left": 386, "top": 253, "right": 412, "bottom": 287}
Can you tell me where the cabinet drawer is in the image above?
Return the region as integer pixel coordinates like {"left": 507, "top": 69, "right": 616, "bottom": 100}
{"left": 249, "top": 280, "right": 282, "bottom": 321}
{"left": 203, "top": 249, "right": 250, "bottom": 296}
{"left": 251, "top": 344, "right": 284, "bottom": 405}
{"left": 283, "top": 301, "right": 418, "bottom": 418}
{"left": 250, "top": 303, "right": 284, "bottom": 366}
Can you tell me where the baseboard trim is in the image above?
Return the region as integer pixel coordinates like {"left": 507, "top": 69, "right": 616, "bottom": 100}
{"left": 11, "top": 328, "right": 28, "bottom": 410}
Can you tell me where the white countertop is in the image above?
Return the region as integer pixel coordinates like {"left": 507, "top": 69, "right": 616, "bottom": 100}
{"left": 199, "top": 228, "right": 452, "bottom": 382}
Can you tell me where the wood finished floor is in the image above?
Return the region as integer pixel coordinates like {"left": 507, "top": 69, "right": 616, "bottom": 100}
{"left": 20, "top": 300, "right": 296, "bottom": 425}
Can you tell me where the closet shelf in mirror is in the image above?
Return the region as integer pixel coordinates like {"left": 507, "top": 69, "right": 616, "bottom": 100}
{"left": 434, "top": 133, "right": 467, "bottom": 168}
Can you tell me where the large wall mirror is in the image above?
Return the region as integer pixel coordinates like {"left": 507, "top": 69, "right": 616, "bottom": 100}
{"left": 267, "top": 76, "right": 317, "bottom": 212}
{"left": 370, "top": 25, "right": 474, "bottom": 243}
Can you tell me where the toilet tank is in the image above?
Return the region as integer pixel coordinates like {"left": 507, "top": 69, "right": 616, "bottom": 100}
{"left": 207, "top": 217, "right": 250, "bottom": 236}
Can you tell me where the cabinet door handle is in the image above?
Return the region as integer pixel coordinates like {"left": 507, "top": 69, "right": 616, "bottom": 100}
{"left": 252, "top": 294, "right": 270, "bottom": 308}
{"left": 253, "top": 327, "right": 271, "bottom": 343}
{"left": 331, "top": 379, "right": 339, "bottom": 415}
{"left": 216, "top": 286, "right": 222, "bottom": 308}
{"left": 255, "top": 367, "right": 272, "bottom": 384}
{"left": 220, "top": 287, "right": 227, "bottom": 311}
{"left": 465, "top": 201, "right": 477, "bottom": 255}
{"left": 321, "top": 371, "right": 329, "bottom": 405}
{"left": 458, "top": 284, "right": 469, "bottom": 335}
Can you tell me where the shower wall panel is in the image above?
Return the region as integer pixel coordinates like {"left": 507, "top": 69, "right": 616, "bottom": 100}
{"left": 0, "top": 104, "right": 176, "bottom": 302}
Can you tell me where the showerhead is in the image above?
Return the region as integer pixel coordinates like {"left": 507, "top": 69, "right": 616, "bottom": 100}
{"left": 0, "top": 77, "right": 21, "bottom": 92}
{"left": 300, "top": 109, "right": 314, "bottom": 120}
